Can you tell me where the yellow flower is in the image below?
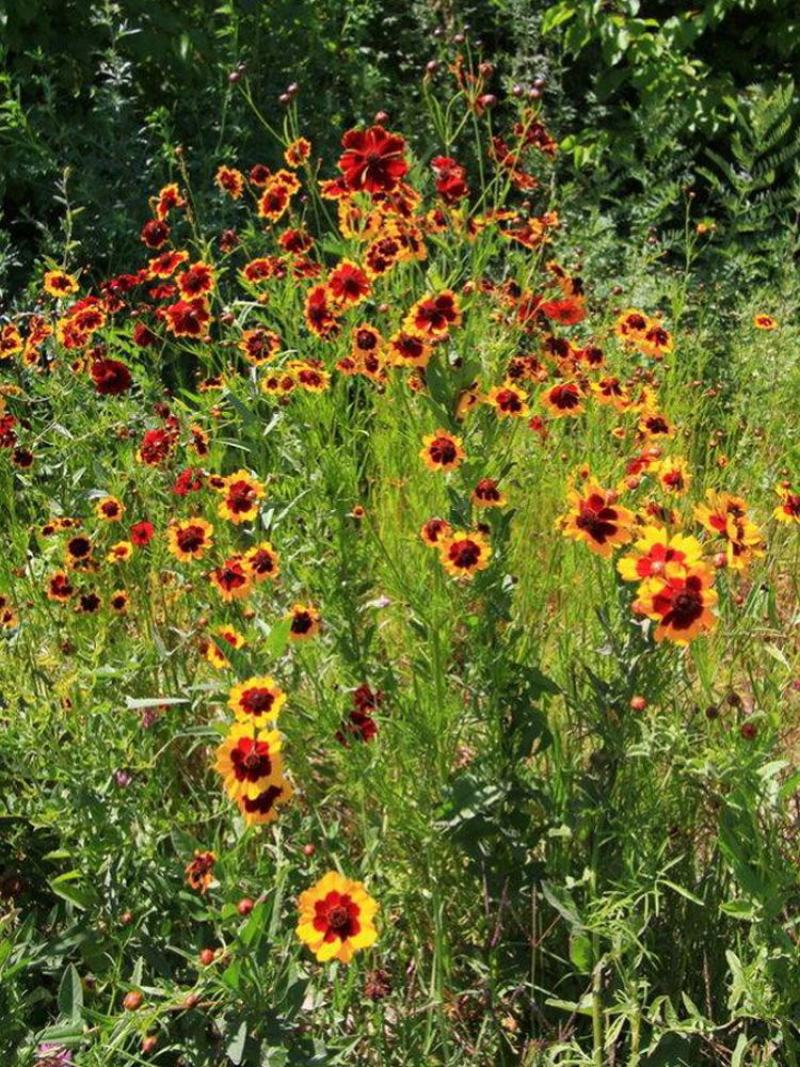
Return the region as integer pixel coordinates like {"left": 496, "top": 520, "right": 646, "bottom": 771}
{"left": 297, "top": 871, "right": 379, "bottom": 963}
{"left": 228, "top": 676, "right": 286, "bottom": 727}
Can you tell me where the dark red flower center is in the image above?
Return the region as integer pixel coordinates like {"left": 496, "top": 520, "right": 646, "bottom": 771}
{"left": 450, "top": 539, "right": 480, "bottom": 568}
{"left": 232, "top": 739, "right": 272, "bottom": 781}
{"left": 241, "top": 688, "right": 274, "bottom": 716}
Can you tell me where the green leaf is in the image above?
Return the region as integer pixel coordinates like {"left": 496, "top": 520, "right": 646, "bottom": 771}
{"left": 50, "top": 872, "right": 99, "bottom": 911}
{"left": 541, "top": 881, "right": 585, "bottom": 930}
{"left": 569, "top": 932, "right": 593, "bottom": 973}
{"left": 57, "top": 963, "right": 83, "bottom": 1021}
{"left": 227, "top": 1019, "right": 247, "bottom": 1063}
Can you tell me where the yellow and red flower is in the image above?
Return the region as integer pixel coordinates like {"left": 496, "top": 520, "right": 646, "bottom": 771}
{"left": 297, "top": 871, "right": 379, "bottom": 963}
{"left": 167, "top": 517, "right": 214, "bottom": 561}
{"left": 239, "top": 328, "right": 281, "bottom": 366}
{"left": 43, "top": 270, "right": 79, "bottom": 298}
{"left": 95, "top": 496, "right": 125, "bottom": 522}
{"left": 633, "top": 564, "right": 718, "bottom": 644}
{"left": 420, "top": 517, "right": 453, "bottom": 547}
{"left": 185, "top": 850, "right": 216, "bottom": 893}
{"left": 107, "top": 541, "right": 134, "bottom": 564}
{"left": 215, "top": 165, "right": 245, "bottom": 199}
{"left": 753, "top": 313, "right": 777, "bottom": 330}
{"left": 237, "top": 775, "right": 293, "bottom": 825}
{"left": 420, "top": 429, "right": 465, "bottom": 472}
{"left": 228, "top": 675, "right": 286, "bottom": 727}
{"left": 287, "top": 603, "right": 321, "bottom": 641}
{"left": 617, "top": 527, "right": 704, "bottom": 583}
{"left": 405, "top": 290, "right": 461, "bottom": 339}
{"left": 439, "top": 530, "right": 492, "bottom": 579}
{"left": 244, "top": 541, "right": 280, "bottom": 582}
{"left": 327, "top": 260, "right": 371, "bottom": 308}
{"left": 217, "top": 470, "right": 265, "bottom": 524}
{"left": 540, "top": 382, "right": 583, "bottom": 418}
{"left": 471, "top": 478, "right": 506, "bottom": 508}
{"left": 177, "top": 261, "right": 215, "bottom": 299}
{"left": 214, "top": 721, "right": 284, "bottom": 800}
{"left": 774, "top": 484, "right": 800, "bottom": 524}
{"left": 486, "top": 382, "right": 529, "bottom": 418}
{"left": 285, "top": 137, "right": 312, "bottom": 168}
{"left": 559, "top": 480, "right": 635, "bottom": 558}
{"left": 657, "top": 457, "right": 692, "bottom": 495}
{"left": 209, "top": 556, "right": 252, "bottom": 601}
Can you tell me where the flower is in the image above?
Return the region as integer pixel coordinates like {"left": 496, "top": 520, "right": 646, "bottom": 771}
{"left": 130, "top": 520, "right": 155, "bottom": 546}
{"left": 65, "top": 534, "right": 93, "bottom": 567}
{"left": 110, "top": 590, "right": 129, "bottom": 613}
{"left": 338, "top": 125, "right": 408, "bottom": 194}
{"left": 541, "top": 382, "right": 583, "bottom": 417}
{"left": 47, "top": 571, "right": 74, "bottom": 602}
{"left": 215, "top": 165, "right": 245, "bottom": 199}
{"left": 177, "top": 261, "right": 216, "bottom": 299}
{"left": 328, "top": 260, "right": 371, "bottom": 308}
{"left": 214, "top": 722, "right": 284, "bottom": 800}
{"left": 210, "top": 557, "right": 252, "bottom": 601}
{"left": 244, "top": 541, "right": 281, "bottom": 582}
{"left": 217, "top": 470, "right": 265, "bottom": 524}
{"left": 107, "top": 541, "right": 133, "bottom": 564}
{"left": 185, "top": 850, "right": 216, "bottom": 893}
{"left": 657, "top": 457, "right": 692, "bottom": 495}
{"left": 634, "top": 564, "right": 718, "bottom": 644}
{"left": 471, "top": 478, "right": 506, "bottom": 508}
{"left": 774, "top": 484, "right": 800, "bottom": 524}
{"left": 164, "top": 297, "right": 211, "bottom": 338}
{"left": 167, "top": 518, "right": 214, "bottom": 561}
{"left": 695, "top": 490, "right": 765, "bottom": 572}
{"left": 228, "top": 675, "right": 286, "bottom": 726}
{"left": 304, "top": 284, "right": 341, "bottom": 339}
{"left": 95, "top": 495, "right": 125, "bottom": 522}
{"left": 91, "top": 358, "right": 132, "bottom": 395}
{"left": 388, "top": 329, "right": 430, "bottom": 368}
{"left": 405, "top": 290, "right": 461, "bottom": 338}
{"left": 239, "top": 328, "right": 281, "bottom": 366}
{"left": 486, "top": 382, "right": 529, "bottom": 418}
{"left": 420, "top": 517, "right": 453, "bottom": 547}
{"left": 237, "top": 776, "right": 293, "bottom": 825}
{"left": 638, "top": 322, "right": 673, "bottom": 359}
{"left": 617, "top": 527, "right": 704, "bottom": 582}
{"left": 297, "top": 870, "right": 379, "bottom": 963}
{"left": 287, "top": 603, "right": 321, "bottom": 641}
{"left": 439, "top": 530, "right": 492, "bottom": 579}
{"left": 35, "top": 1043, "right": 73, "bottom": 1066}
{"left": 420, "top": 429, "right": 465, "bottom": 472}
{"left": 43, "top": 271, "right": 79, "bottom": 298}
{"left": 753, "top": 313, "right": 777, "bottom": 330}
{"left": 559, "top": 480, "right": 635, "bottom": 558}
{"left": 285, "top": 137, "right": 312, "bottom": 167}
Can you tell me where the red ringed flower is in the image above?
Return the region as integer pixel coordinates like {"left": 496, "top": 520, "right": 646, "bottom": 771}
{"left": 439, "top": 530, "right": 492, "bottom": 579}
{"left": 167, "top": 518, "right": 215, "bottom": 561}
{"left": 559, "top": 479, "right": 635, "bottom": 558}
{"left": 633, "top": 565, "right": 718, "bottom": 644}
{"left": 420, "top": 429, "right": 465, "bottom": 472}
{"left": 228, "top": 675, "right": 286, "bottom": 727}
{"left": 217, "top": 470, "right": 265, "bottom": 524}
{"left": 214, "top": 722, "right": 284, "bottom": 800}
{"left": 297, "top": 871, "right": 379, "bottom": 963}
{"left": 486, "top": 382, "right": 529, "bottom": 418}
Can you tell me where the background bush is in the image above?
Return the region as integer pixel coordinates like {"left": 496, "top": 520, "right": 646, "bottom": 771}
{"left": 2, "top": 0, "right": 799, "bottom": 297}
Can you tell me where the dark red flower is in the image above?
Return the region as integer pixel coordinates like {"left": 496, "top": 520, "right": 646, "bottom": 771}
{"left": 140, "top": 218, "right": 170, "bottom": 249}
{"left": 91, "top": 359, "right": 132, "bottom": 396}
{"left": 338, "top": 126, "right": 408, "bottom": 194}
